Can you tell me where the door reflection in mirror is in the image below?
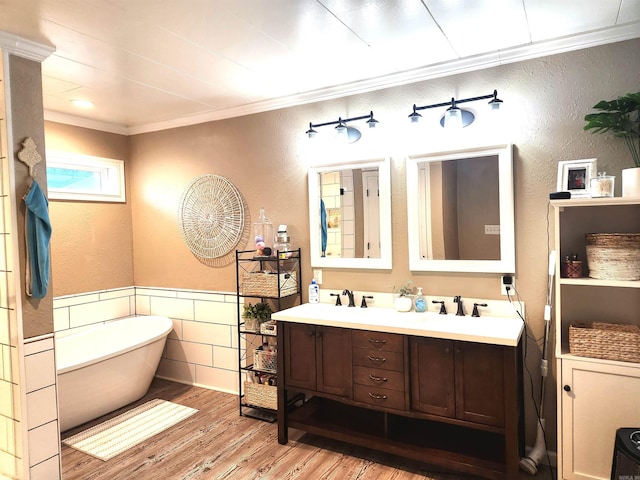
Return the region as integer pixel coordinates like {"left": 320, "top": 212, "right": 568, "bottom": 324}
{"left": 419, "top": 155, "right": 500, "bottom": 261}
{"left": 407, "top": 144, "right": 514, "bottom": 273}
{"left": 319, "top": 168, "right": 380, "bottom": 259}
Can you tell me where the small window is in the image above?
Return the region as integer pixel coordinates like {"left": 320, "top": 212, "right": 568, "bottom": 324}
{"left": 46, "top": 151, "right": 125, "bottom": 202}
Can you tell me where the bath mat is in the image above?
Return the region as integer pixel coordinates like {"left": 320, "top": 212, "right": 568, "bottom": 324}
{"left": 62, "top": 399, "right": 198, "bottom": 461}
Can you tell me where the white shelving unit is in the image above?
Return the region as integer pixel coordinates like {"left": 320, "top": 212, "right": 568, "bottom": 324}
{"left": 553, "top": 197, "right": 640, "bottom": 480}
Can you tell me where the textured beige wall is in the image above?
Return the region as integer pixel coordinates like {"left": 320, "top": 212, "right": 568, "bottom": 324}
{"left": 45, "top": 122, "right": 133, "bottom": 296}
{"left": 48, "top": 39, "right": 640, "bottom": 450}
{"left": 129, "top": 40, "right": 640, "bottom": 450}
{"left": 9, "top": 54, "right": 53, "bottom": 338}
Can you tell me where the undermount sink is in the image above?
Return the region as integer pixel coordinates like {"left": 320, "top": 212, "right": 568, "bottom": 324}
{"left": 271, "top": 302, "right": 524, "bottom": 346}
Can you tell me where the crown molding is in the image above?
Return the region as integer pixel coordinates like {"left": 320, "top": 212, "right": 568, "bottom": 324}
{"left": 49, "top": 21, "right": 640, "bottom": 136}
{"left": 44, "top": 110, "right": 129, "bottom": 135}
{"left": 0, "top": 31, "right": 55, "bottom": 62}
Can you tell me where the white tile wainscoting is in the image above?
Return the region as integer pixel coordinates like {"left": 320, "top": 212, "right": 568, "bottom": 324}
{"left": 53, "top": 286, "right": 240, "bottom": 395}
{"left": 53, "top": 286, "right": 528, "bottom": 398}
{"left": 23, "top": 335, "right": 62, "bottom": 480}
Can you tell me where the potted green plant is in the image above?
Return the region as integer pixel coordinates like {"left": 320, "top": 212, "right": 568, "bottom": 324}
{"left": 252, "top": 302, "right": 273, "bottom": 323}
{"left": 242, "top": 303, "right": 259, "bottom": 332}
{"left": 584, "top": 92, "right": 640, "bottom": 196}
{"left": 393, "top": 280, "right": 415, "bottom": 312}
{"left": 242, "top": 302, "right": 273, "bottom": 331}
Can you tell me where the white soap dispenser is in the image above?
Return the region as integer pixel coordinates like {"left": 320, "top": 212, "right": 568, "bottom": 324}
{"left": 414, "top": 287, "right": 426, "bottom": 312}
{"left": 308, "top": 279, "right": 319, "bottom": 304}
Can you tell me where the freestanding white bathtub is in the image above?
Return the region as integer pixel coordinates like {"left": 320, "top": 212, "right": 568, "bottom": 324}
{"left": 56, "top": 315, "right": 173, "bottom": 432}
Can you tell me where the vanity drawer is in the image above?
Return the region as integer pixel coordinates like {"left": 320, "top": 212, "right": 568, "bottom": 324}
{"left": 353, "top": 384, "right": 405, "bottom": 411}
{"left": 352, "top": 348, "right": 403, "bottom": 371}
{"left": 352, "top": 330, "right": 403, "bottom": 352}
{"left": 353, "top": 366, "right": 404, "bottom": 391}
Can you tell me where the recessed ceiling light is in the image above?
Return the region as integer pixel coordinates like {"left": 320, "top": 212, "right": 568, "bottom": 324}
{"left": 70, "top": 99, "right": 94, "bottom": 108}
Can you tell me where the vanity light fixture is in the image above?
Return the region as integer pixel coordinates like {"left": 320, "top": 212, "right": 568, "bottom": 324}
{"left": 409, "top": 90, "right": 503, "bottom": 129}
{"left": 305, "top": 111, "right": 379, "bottom": 143}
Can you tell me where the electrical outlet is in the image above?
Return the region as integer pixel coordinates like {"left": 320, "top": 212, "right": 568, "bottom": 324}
{"left": 484, "top": 224, "right": 501, "bottom": 235}
{"left": 501, "top": 275, "right": 514, "bottom": 295}
{"left": 313, "top": 269, "right": 323, "bottom": 285}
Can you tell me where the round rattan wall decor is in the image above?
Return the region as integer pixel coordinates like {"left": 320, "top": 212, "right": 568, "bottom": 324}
{"left": 178, "top": 174, "right": 245, "bottom": 259}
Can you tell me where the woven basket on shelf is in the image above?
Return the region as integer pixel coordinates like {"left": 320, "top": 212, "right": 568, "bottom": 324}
{"left": 243, "top": 382, "right": 277, "bottom": 410}
{"left": 254, "top": 349, "right": 277, "bottom": 372}
{"left": 569, "top": 322, "right": 640, "bottom": 363}
{"left": 241, "top": 271, "right": 297, "bottom": 297}
{"left": 585, "top": 233, "right": 640, "bottom": 281}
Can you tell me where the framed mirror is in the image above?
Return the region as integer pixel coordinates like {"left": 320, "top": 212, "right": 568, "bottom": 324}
{"left": 309, "top": 157, "right": 392, "bottom": 269}
{"left": 406, "top": 144, "right": 514, "bottom": 273}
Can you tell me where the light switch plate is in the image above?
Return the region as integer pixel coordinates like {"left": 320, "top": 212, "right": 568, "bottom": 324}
{"left": 313, "top": 269, "right": 323, "bottom": 285}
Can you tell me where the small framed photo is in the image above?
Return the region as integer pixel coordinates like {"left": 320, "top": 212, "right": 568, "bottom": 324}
{"left": 557, "top": 158, "right": 597, "bottom": 197}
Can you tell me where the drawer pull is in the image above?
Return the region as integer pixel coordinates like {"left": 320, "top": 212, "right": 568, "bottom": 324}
{"left": 367, "top": 355, "right": 386, "bottom": 363}
{"left": 368, "top": 338, "right": 387, "bottom": 345}
{"left": 368, "top": 374, "right": 388, "bottom": 383}
{"left": 368, "top": 392, "right": 387, "bottom": 400}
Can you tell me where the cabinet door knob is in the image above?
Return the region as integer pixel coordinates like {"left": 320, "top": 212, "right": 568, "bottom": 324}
{"left": 368, "top": 374, "right": 388, "bottom": 383}
{"left": 368, "top": 338, "right": 387, "bottom": 345}
{"left": 563, "top": 385, "right": 571, "bottom": 392}
{"left": 444, "top": 347, "right": 451, "bottom": 354}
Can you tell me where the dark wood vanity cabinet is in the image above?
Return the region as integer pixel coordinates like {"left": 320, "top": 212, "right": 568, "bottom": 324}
{"left": 454, "top": 340, "right": 506, "bottom": 427}
{"left": 410, "top": 336, "right": 455, "bottom": 417}
{"left": 278, "top": 322, "right": 523, "bottom": 480}
{"left": 352, "top": 330, "right": 407, "bottom": 411}
{"left": 410, "top": 337, "right": 505, "bottom": 427}
{"left": 283, "top": 322, "right": 352, "bottom": 397}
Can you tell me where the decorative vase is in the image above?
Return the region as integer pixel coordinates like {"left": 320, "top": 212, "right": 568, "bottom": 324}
{"left": 394, "top": 295, "right": 413, "bottom": 312}
{"left": 622, "top": 167, "right": 640, "bottom": 197}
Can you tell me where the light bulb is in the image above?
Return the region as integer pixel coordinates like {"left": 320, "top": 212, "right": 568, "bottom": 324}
{"left": 444, "top": 107, "right": 463, "bottom": 129}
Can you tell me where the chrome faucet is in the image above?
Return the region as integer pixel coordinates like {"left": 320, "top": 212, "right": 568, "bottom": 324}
{"left": 454, "top": 296, "right": 464, "bottom": 316}
{"left": 342, "top": 289, "right": 356, "bottom": 307}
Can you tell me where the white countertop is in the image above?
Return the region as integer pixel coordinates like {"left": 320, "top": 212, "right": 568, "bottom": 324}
{"left": 272, "top": 303, "right": 524, "bottom": 347}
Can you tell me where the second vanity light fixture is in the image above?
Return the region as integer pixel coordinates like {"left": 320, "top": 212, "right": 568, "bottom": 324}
{"left": 305, "top": 111, "right": 379, "bottom": 143}
{"left": 408, "top": 89, "right": 503, "bottom": 129}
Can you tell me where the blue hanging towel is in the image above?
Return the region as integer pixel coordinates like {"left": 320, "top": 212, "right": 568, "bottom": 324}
{"left": 24, "top": 180, "right": 52, "bottom": 298}
{"left": 320, "top": 199, "right": 327, "bottom": 257}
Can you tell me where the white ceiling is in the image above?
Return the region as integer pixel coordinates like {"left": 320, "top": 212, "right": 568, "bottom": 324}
{"left": 1, "top": 0, "right": 639, "bottom": 135}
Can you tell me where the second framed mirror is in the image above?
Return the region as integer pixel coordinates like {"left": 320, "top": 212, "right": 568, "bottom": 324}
{"left": 406, "top": 144, "right": 515, "bottom": 273}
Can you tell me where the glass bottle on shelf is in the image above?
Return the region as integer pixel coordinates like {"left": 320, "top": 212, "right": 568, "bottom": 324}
{"left": 273, "top": 224, "right": 292, "bottom": 259}
{"left": 253, "top": 207, "right": 273, "bottom": 257}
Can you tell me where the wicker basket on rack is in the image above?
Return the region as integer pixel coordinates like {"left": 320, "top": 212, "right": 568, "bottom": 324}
{"left": 585, "top": 233, "right": 640, "bottom": 281}
{"left": 569, "top": 322, "right": 640, "bottom": 363}
{"left": 254, "top": 349, "right": 277, "bottom": 372}
{"left": 243, "top": 382, "right": 277, "bottom": 410}
{"left": 241, "top": 271, "right": 297, "bottom": 297}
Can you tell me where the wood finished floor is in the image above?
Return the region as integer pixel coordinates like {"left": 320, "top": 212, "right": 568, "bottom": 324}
{"left": 61, "top": 378, "right": 555, "bottom": 480}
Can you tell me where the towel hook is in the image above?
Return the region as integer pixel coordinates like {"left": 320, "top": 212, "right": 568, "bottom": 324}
{"left": 17, "top": 137, "right": 42, "bottom": 178}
